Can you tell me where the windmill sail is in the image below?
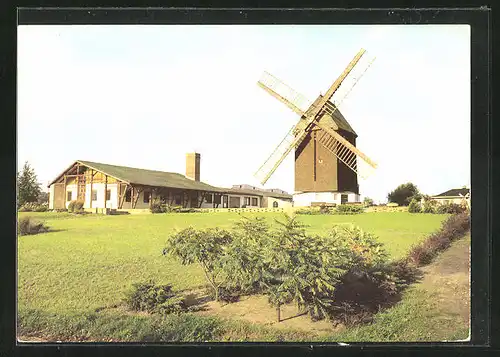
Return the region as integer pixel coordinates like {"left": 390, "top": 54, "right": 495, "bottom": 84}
{"left": 316, "top": 129, "right": 375, "bottom": 179}
{"left": 258, "top": 71, "right": 312, "bottom": 114}
{"left": 329, "top": 52, "right": 376, "bottom": 109}
{"left": 254, "top": 56, "right": 376, "bottom": 185}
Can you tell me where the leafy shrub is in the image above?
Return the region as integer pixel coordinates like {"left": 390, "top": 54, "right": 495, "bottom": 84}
{"left": 295, "top": 207, "right": 322, "bottom": 215}
{"left": 179, "top": 208, "right": 197, "bottom": 213}
{"left": 68, "top": 200, "right": 85, "bottom": 213}
{"left": 363, "top": 197, "right": 374, "bottom": 207}
{"left": 150, "top": 198, "right": 167, "bottom": 213}
{"left": 335, "top": 204, "right": 364, "bottom": 214}
{"left": 436, "top": 202, "right": 466, "bottom": 214}
{"left": 407, "top": 198, "right": 421, "bottom": 213}
{"left": 164, "top": 227, "right": 233, "bottom": 301}
{"left": 220, "top": 217, "right": 269, "bottom": 297}
{"left": 18, "top": 216, "right": 49, "bottom": 236}
{"left": 34, "top": 202, "right": 49, "bottom": 212}
{"left": 19, "top": 202, "right": 48, "bottom": 212}
{"left": 408, "top": 212, "right": 470, "bottom": 266}
{"left": 422, "top": 199, "right": 436, "bottom": 214}
{"left": 124, "top": 281, "right": 188, "bottom": 315}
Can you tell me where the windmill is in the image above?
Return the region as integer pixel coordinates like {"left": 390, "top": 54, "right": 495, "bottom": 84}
{"left": 254, "top": 48, "right": 378, "bottom": 206}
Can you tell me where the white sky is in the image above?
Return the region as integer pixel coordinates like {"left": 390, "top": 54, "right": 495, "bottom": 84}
{"left": 17, "top": 24, "right": 470, "bottom": 203}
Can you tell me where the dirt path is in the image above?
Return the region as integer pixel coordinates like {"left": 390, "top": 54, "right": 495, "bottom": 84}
{"left": 419, "top": 234, "right": 471, "bottom": 329}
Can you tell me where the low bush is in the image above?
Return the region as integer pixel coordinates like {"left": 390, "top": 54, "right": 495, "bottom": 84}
{"left": 295, "top": 207, "right": 323, "bottom": 215}
{"left": 422, "top": 200, "right": 437, "bottom": 214}
{"left": 18, "top": 202, "right": 48, "bottom": 212}
{"left": 436, "top": 203, "right": 467, "bottom": 214}
{"left": 407, "top": 198, "right": 421, "bottom": 213}
{"left": 408, "top": 212, "right": 470, "bottom": 266}
{"left": 124, "top": 281, "right": 188, "bottom": 315}
{"left": 335, "top": 204, "right": 364, "bottom": 214}
{"left": 150, "top": 199, "right": 167, "bottom": 213}
{"left": 18, "top": 216, "right": 49, "bottom": 236}
{"left": 68, "top": 200, "right": 85, "bottom": 213}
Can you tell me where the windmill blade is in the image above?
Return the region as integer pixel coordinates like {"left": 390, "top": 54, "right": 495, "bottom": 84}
{"left": 254, "top": 119, "right": 309, "bottom": 185}
{"left": 254, "top": 58, "right": 376, "bottom": 186}
{"left": 315, "top": 122, "right": 377, "bottom": 179}
{"left": 257, "top": 71, "right": 312, "bottom": 115}
{"left": 330, "top": 52, "right": 376, "bottom": 109}
{"left": 254, "top": 49, "right": 377, "bottom": 185}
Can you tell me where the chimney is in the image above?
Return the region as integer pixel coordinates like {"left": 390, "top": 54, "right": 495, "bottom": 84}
{"left": 186, "top": 153, "right": 200, "bottom": 181}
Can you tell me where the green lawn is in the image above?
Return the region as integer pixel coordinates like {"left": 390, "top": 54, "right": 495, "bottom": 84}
{"left": 17, "top": 211, "right": 448, "bottom": 340}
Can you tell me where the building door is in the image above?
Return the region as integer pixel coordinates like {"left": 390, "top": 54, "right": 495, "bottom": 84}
{"left": 341, "top": 194, "right": 348, "bottom": 204}
{"left": 222, "top": 195, "right": 228, "bottom": 208}
{"left": 229, "top": 196, "right": 240, "bottom": 208}
{"left": 53, "top": 183, "right": 65, "bottom": 209}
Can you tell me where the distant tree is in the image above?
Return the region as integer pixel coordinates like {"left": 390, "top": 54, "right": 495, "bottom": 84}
{"left": 387, "top": 182, "right": 420, "bottom": 206}
{"left": 38, "top": 191, "right": 49, "bottom": 204}
{"left": 17, "top": 162, "right": 41, "bottom": 207}
{"left": 363, "top": 197, "right": 374, "bottom": 207}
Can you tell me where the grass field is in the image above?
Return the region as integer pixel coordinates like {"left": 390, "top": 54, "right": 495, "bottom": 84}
{"left": 17, "top": 211, "right": 454, "bottom": 341}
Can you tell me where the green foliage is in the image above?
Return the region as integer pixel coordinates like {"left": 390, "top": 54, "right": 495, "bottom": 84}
{"left": 164, "top": 227, "right": 233, "bottom": 301}
{"left": 260, "top": 215, "right": 348, "bottom": 321}
{"left": 17, "top": 161, "right": 42, "bottom": 207}
{"left": 124, "top": 281, "right": 188, "bottom": 315}
{"left": 68, "top": 200, "right": 85, "bottom": 213}
{"left": 363, "top": 197, "right": 374, "bottom": 207}
{"left": 335, "top": 204, "right": 364, "bottom": 214}
{"left": 150, "top": 198, "right": 168, "bottom": 213}
{"left": 436, "top": 203, "right": 466, "bottom": 214}
{"left": 220, "top": 217, "right": 269, "bottom": 296}
{"left": 387, "top": 182, "right": 420, "bottom": 206}
{"left": 37, "top": 191, "right": 49, "bottom": 204}
{"left": 408, "top": 212, "right": 470, "bottom": 266}
{"left": 422, "top": 199, "right": 437, "bottom": 214}
{"left": 18, "top": 216, "right": 49, "bottom": 236}
{"left": 19, "top": 202, "right": 48, "bottom": 212}
{"left": 407, "top": 198, "right": 422, "bottom": 213}
{"left": 295, "top": 207, "right": 323, "bottom": 215}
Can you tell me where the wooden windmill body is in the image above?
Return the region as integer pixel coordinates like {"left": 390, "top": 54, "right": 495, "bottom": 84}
{"left": 255, "top": 49, "right": 377, "bottom": 207}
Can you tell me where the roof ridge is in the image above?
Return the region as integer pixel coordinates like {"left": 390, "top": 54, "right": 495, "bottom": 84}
{"left": 77, "top": 160, "right": 185, "bottom": 176}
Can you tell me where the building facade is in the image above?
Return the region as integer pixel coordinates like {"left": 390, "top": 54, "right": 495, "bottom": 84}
{"left": 48, "top": 154, "right": 293, "bottom": 212}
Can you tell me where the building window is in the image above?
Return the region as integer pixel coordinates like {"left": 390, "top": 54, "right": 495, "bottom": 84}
{"left": 143, "top": 191, "right": 150, "bottom": 203}
{"left": 67, "top": 191, "right": 72, "bottom": 201}
{"left": 273, "top": 201, "right": 279, "bottom": 208}
{"left": 106, "top": 189, "right": 111, "bottom": 201}
{"left": 92, "top": 190, "right": 98, "bottom": 201}
{"left": 245, "top": 197, "right": 251, "bottom": 206}
{"left": 174, "top": 195, "right": 181, "bottom": 205}
{"left": 251, "top": 197, "right": 258, "bottom": 206}
{"left": 125, "top": 189, "right": 131, "bottom": 202}
{"left": 214, "top": 194, "right": 221, "bottom": 204}
{"left": 205, "top": 193, "right": 213, "bottom": 204}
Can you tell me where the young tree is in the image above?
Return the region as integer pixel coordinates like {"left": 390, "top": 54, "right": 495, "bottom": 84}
{"left": 163, "top": 227, "right": 233, "bottom": 302}
{"left": 387, "top": 182, "right": 420, "bottom": 206}
{"left": 17, "top": 162, "right": 41, "bottom": 207}
{"left": 363, "top": 197, "right": 374, "bottom": 207}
